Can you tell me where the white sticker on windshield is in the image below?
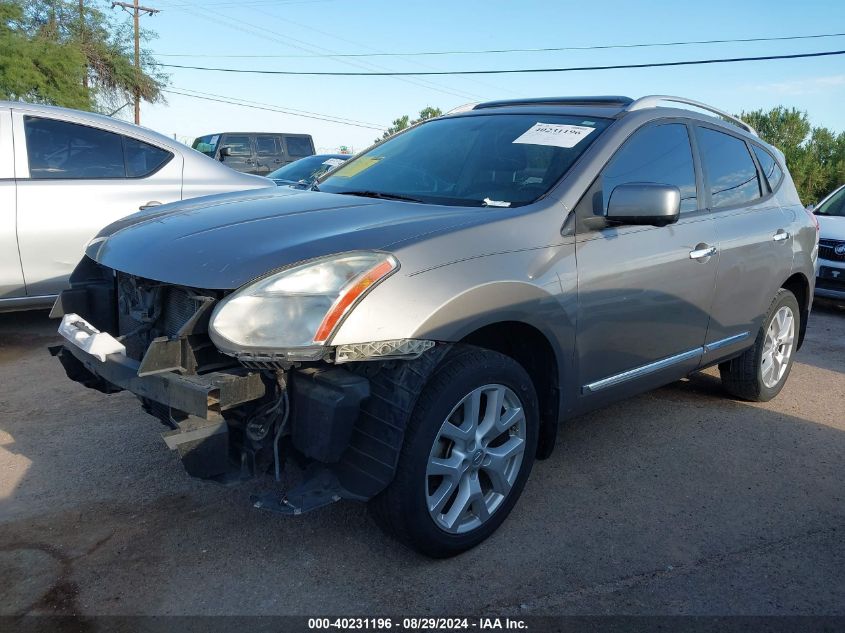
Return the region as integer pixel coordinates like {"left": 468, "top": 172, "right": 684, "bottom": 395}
{"left": 322, "top": 158, "right": 345, "bottom": 167}
{"left": 210, "top": 135, "right": 220, "bottom": 145}
{"left": 513, "top": 123, "right": 595, "bottom": 148}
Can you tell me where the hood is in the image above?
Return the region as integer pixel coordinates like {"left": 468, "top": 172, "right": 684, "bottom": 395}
{"left": 817, "top": 214, "right": 845, "bottom": 241}
{"left": 88, "top": 188, "right": 485, "bottom": 289}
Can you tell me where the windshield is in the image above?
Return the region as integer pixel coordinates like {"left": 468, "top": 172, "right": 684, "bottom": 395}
{"left": 269, "top": 155, "right": 346, "bottom": 183}
{"left": 318, "top": 114, "right": 611, "bottom": 207}
{"left": 816, "top": 186, "right": 845, "bottom": 217}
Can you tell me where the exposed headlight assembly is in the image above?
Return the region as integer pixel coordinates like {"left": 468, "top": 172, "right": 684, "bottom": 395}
{"left": 209, "top": 252, "right": 398, "bottom": 361}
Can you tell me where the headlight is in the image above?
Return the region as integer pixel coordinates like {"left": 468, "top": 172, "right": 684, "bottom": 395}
{"left": 209, "top": 252, "right": 398, "bottom": 358}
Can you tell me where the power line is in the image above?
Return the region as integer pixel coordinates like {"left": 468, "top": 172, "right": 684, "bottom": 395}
{"left": 169, "top": 87, "right": 385, "bottom": 128}
{"left": 163, "top": 88, "right": 385, "bottom": 130}
{"left": 155, "top": 48, "right": 845, "bottom": 76}
{"left": 152, "top": 30, "right": 845, "bottom": 59}
{"left": 158, "top": 0, "right": 486, "bottom": 102}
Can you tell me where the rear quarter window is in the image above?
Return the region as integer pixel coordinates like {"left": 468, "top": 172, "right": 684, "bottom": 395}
{"left": 124, "top": 137, "right": 173, "bottom": 177}
{"left": 286, "top": 136, "right": 314, "bottom": 157}
{"left": 751, "top": 145, "right": 784, "bottom": 191}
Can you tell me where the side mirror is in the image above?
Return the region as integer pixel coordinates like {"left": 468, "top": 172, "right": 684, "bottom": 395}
{"left": 606, "top": 183, "right": 681, "bottom": 227}
{"left": 218, "top": 146, "right": 232, "bottom": 160}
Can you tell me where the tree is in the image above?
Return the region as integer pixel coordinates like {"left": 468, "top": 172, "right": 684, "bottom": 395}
{"left": 0, "top": 1, "right": 89, "bottom": 108}
{"left": 0, "top": 0, "right": 165, "bottom": 114}
{"left": 376, "top": 106, "right": 443, "bottom": 142}
{"left": 740, "top": 107, "right": 845, "bottom": 205}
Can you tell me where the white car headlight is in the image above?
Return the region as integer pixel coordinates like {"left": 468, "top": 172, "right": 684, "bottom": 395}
{"left": 208, "top": 252, "right": 398, "bottom": 359}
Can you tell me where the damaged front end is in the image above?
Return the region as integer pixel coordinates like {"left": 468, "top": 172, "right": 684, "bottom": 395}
{"left": 49, "top": 256, "right": 405, "bottom": 514}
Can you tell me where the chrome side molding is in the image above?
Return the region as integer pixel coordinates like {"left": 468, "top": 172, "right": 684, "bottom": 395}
{"left": 582, "top": 348, "right": 702, "bottom": 394}
{"left": 704, "top": 331, "right": 750, "bottom": 354}
{"left": 582, "top": 332, "right": 751, "bottom": 394}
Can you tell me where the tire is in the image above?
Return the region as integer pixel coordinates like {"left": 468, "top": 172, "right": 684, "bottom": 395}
{"left": 369, "top": 346, "right": 539, "bottom": 557}
{"left": 719, "top": 288, "right": 800, "bottom": 402}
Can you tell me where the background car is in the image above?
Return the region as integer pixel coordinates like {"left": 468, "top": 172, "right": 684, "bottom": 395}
{"left": 0, "top": 101, "right": 271, "bottom": 312}
{"left": 268, "top": 153, "right": 349, "bottom": 187}
{"left": 813, "top": 183, "right": 845, "bottom": 300}
{"left": 192, "top": 132, "right": 316, "bottom": 175}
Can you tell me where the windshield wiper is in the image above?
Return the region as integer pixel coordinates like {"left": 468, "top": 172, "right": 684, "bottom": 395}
{"left": 335, "top": 190, "right": 423, "bottom": 203}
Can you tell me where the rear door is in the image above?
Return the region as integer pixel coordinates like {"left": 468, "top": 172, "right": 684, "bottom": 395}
{"left": 254, "top": 134, "right": 285, "bottom": 175}
{"left": 0, "top": 108, "right": 24, "bottom": 299}
{"left": 575, "top": 121, "right": 718, "bottom": 402}
{"left": 694, "top": 125, "right": 793, "bottom": 358}
{"left": 283, "top": 135, "right": 315, "bottom": 165}
{"left": 13, "top": 111, "right": 182, "bottom": 296}
{"left": 218, "top": 134, "right": 256, "bottom": 173}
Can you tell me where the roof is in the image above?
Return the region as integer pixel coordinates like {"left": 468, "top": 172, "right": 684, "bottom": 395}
{"left": 460, "top": 94, "right": 757, "bottom": 137}
{"left": 0, "top": 100, "right": 183, "bottom": 149}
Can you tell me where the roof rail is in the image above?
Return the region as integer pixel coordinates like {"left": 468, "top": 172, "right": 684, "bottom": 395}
{"left": 626, "top": 95, "right": 757, "bottom": 136}
{"left": 473, "top": 96, "right": 633, "bottom": 110}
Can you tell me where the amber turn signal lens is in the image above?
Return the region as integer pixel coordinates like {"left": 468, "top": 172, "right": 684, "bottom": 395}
{"left": 313, "top": 259, "right": 396, "bottom": 343}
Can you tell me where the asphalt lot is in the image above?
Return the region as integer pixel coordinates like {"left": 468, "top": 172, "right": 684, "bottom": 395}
{"left": 1, "top": 301, "right": 843, "bottom": 617}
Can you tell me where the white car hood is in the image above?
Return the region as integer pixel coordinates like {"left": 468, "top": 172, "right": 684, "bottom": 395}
{"left": 817, "top": 215, "right": 845, "bottom": 241}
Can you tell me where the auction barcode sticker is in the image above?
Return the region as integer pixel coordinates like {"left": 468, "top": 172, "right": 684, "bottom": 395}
{"left": 513, "top": 122, "right": 595, "bottom": 148}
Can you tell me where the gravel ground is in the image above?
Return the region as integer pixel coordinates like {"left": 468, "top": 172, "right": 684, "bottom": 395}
{"left": 0, "top": 300, "right": 843, "bottom": 617}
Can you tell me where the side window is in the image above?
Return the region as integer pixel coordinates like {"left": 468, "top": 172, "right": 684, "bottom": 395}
{"left": 696, "top": 127, "right": 761, "bottom": 209}
{"left": 601, "top": 123, "right": 698, "bottom": 213}
{"left": 24, "top": 116, "right": 124, "bottom": 179}
{"left": 192, "top": 135, "right": 216, "bottom": 156}
{"left": 221, "top": 135, "right": 252, "bottom": 156}
{"left": 286, "top": 136, "right": 313, "bottom": 157}
{"left": 751, "top": 145, "right": 784, "bottom": 191}
{"left": 256, "top": 135, "right": 282, "bottom": 156}
{"left": 124, "top": 137, "right": 172, "bottom": 177}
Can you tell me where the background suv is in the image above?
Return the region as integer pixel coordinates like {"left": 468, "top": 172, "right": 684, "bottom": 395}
{"left": 52, "top": 95, "right": 817, "bottom": 557}
{"left": 192, "top": 132, "right": 316, "bottom": 175}
{"left": 813, "top": 183, "right": 845, "bottom": 300}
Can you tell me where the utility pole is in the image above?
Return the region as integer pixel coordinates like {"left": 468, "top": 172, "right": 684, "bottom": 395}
{"left": 79, "top": 0, "right": 88, "bottom": 90}
{"left": 112, "top": 1, "right": 159, "bottom": 124}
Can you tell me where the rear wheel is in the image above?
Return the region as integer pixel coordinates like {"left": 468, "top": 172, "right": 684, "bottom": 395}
{"left": 719, "top": 288, "right": 800, "bottom": 402}
{"left": 369, "top": 347, "right": 538, "bottom": 557}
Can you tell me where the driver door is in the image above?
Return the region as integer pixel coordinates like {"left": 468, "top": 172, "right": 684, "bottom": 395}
{"left": 575, "top": 121, "right": 718, "bottom": 404}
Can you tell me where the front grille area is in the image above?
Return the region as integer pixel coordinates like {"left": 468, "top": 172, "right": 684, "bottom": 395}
{"left": 116, "top": 273, "right": 221, "bottom": 363}
{"left": 819, "top": 239, "right": 845, "bottom": 262}
{"left": 817, "top": 277, "right": 845, "bottom": 292}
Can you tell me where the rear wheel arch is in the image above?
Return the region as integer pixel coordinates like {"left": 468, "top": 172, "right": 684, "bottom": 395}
{"left": 781, "top": 272, "right": 810, "bottom": 349}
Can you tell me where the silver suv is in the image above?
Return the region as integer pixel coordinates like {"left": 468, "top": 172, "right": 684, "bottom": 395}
{"left": 52, "top": 95, "right": 818, "bottom": 557}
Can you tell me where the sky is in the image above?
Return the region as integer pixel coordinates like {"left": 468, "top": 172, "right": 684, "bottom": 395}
{"left": 128, "top": 0, "right": 845, "bottom": 153}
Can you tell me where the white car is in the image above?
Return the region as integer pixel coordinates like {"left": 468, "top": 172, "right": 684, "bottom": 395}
{"left": 814, "top": 183, "right": 845, "bottom": 301}
{"left": 0, "top": 101, "right": 271, "bottom": 312}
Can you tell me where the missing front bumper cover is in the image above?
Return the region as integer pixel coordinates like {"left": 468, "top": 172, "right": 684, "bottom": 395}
{"left": 51, "top": 342, "right": 266, "bottom": 419}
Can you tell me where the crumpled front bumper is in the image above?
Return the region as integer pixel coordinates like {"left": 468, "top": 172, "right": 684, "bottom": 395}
{"left": 51, "top": 340, "right": 267, "bottom": 481}
{"left": 51, "top": 340, "right": 266, "bottom": 420}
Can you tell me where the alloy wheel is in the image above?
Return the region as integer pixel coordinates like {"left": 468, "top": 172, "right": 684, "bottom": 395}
{"left": 761, "top": 305, "right": 795, "bottom": 389}
{"left": 425, "top": 384, "right": 527, "bottom": 534}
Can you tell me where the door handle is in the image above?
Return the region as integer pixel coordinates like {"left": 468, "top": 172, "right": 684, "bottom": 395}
{"left": 773, "top": 229, "right": 790, "bottom": 242}
{"left": 139, "top": 201, "right": 161, "bottom": 210}
{"left": 689, "top": 245, "right": 717, "bottom": 260}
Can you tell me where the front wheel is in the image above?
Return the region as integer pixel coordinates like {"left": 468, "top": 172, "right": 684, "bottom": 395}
{"left": 719, "top": 288, "right": 800, "bottom": 402}
{"left": 369, "top": 347, "right": 539, "bottom": 557}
